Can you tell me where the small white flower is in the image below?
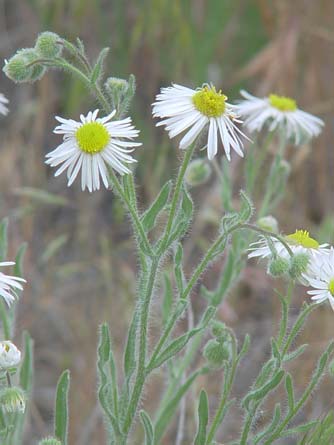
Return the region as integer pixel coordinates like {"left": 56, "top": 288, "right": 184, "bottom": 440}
{"left": 152, "top": 83, "right": 249, "bottom": 161}
{"left": 236, "top": 90, "right": 324, "bottom": 145}
{"left": 248, "top": 229, "right": 328, "bottom": 261}
{"left": 0, "top": 341, "right": 21, "bottom": 368}
{"left": 303, "top": 249, "right": 334, "bottom": 310}
{"left": 46, "top": 109, "right": 141, "bottom": 192}
{"left": 0, "top": 262, "right": 26, "bottom": 306}
{"left": 0, "top": 93, "right": 9, "bottom": 116}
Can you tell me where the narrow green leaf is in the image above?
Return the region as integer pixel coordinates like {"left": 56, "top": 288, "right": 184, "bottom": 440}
{"left": 162, "top": 274, "right": 173, "bottom": 325}
{"left": 194, "top": 390, "right": 209, "bottom": 445}
{"left": 90, "top": 47, "right": 110, "bottom": 83}
{"left": 54, "top": 370, "right": 70, "bottom": 445}
{"left": 141, "top": 180, "right": 172, "bottom": 232}
{"left": 283, "top": 344, "right": 308, "bottom": 362}
{"left": 280, "top": 421, "right": 318, "bottom": 438}
{"left": 242, "top": 370, "right": 284, "bottom": 411}
{"left": 13, "top": 187, "right": 69, "bottom": 206}
{"left": 124, "top": 310, "right": 138, "bottom": 380}
{"left": 140, "top": 410, "right": 155, "bottom": 445}
{"left": 14, "top": 243, "right": 27, "bottom": 278}
{"left": 285, "top": 373, "right": 295, "bottom": 413}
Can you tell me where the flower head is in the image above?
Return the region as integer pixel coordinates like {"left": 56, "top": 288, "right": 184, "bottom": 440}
{"left": 0, "top": 93, "right": 9, "bottom": 116}
{"left": 0, "top": 261, "right": 26, "bottom": 306}
{"left": 0, "top": 341, "right": 21, "bottom": 369}
{"left": 152, "top": 83, "right": 249, "bottom": 161}
{"left": 46, "top": 109, "right": 141, "bottom": 192}
{"left": 236, "top": 90, "right": 324, "bottom": 145}
{"left": 303, "top": 249, "right": 334, "bottom": 310}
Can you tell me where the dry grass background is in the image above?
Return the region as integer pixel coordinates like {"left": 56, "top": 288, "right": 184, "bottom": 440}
{"left": 1, "top": 0, "right": 334, "bottom": 443}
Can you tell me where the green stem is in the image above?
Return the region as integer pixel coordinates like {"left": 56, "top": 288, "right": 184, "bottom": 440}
{"left": 158, "top": 144, "right": 196, "bottom": 254}
{"left": 108, "top": 169, "right": 153, "bottom": 257}
{"left": 122, "top": 258, "right": 159, "bottom": 438}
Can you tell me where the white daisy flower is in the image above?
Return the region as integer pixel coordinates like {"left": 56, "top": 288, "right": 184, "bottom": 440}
{"left": 152, "top": 83, "right": 249, "bottom": 161}
{"left": 0, "top": 93, "right": 9, "bottom": 116}
{"left": 236, "top": 90, "right": 324, "bottom": 145}
{"left": 0, "top": 341, "right": 21, "bottom": 368}
{"left": 46, "top": 109, "right": 141, "bottom": 192}
{"left": 303, "top": 249, "right": 334, "bottom": 310}
{"left": 248, "top": 229, "right": 329, "bottom": 261}
{"left": 0, "top": 261, "right": 26, "bottom": 307}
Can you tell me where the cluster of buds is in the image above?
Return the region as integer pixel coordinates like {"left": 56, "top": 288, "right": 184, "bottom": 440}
{"left": 203, "top": 321, "right": 232, "bottom": 369}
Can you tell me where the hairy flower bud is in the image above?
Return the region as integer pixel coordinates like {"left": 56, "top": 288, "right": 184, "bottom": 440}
{"left": 203, "top": 338, "right": 231, "bottom": 368}
{"left": 257, "top": 215, "right": 279, "bottom": 233}
{"left": 35, "top": 32, "right": 62, "bottom": 58}
{"left": 289, "top": 253, "right": 310, "bottom": 280}
{"left": 267, "top": 256, "right": 290, "bottom": 277}
{"left": 0, "top": 387, "right": 25, "bottom": 413}
{"left": 185, "top": 159, "right": 211, "bottom": 187}
{"left": 210, "top": 320, "right": 226, "bottom": 338}
{"left": 38, "top": 438, "right": 62, "bottom": 445}
{"left": 105, "top": 77, "right": 129, "bottom": 96}
{"left": 3, "top": 48, "right": 44, "bottom": 83}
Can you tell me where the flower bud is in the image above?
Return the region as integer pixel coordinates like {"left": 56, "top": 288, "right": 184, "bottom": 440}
{"left": 3, "top": 48, "right": 45, "bottom": 83}
{"left": 210, "top": 320, "right": 226, "bottom": 338}
{"left": 38, "top": 438, "right": 62, "bottom": 445}
{"left": 267, "top": 256, "right": 289, "bottom": 277}
{"left": 35, "top": 32, "right": 62, "bottom": 58}
{"left": 288, "top": 253, "right": 310, "bottom": 280}
{"left": 203, "top": 338, "right": 231, "bottom": 368}
{"left": 0, "top": 341, "right": 21, "bottom": 369}
{"left": 18, "top": 48, "right": 46, "bottom": 82}
{"left": 185, "top": 159, "right": 211, "bottom": 187}
{"left": 105, "top": 77, "right": 129, "bottom": 96}
{"left": 257, "top": 215, "right": 279, "bottom": 233}
{"left": 0, "top": 387, "right": 25, "bottom": 413}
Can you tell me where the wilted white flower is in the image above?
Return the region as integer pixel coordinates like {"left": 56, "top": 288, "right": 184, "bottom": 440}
{"left": 0, "top": 341, "right": 21, "bottom": 368}
{"left": 152, "top": 83, "right": 249, "bottom": 161}
{"left": 236, "top": 90, "right": 324, "bottom": 145}
{"left": 303, "top": 249, "right": 334, "bottom": 310}
{"left": 46, "top": 109, "right": 141, "bottom": 192}
{"left": 248, "top": 229, "right": 328, "bottom": 261}
{"left": 0, "top": 261, "right": 26, "bottom": 306}
{"left": 0, "top": 93, "right": 9, "bottom": 115}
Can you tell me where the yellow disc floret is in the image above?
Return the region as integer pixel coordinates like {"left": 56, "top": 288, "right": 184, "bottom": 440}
{"left": 75, "top": 122, "right": 110, "bottom": 154}
{"left": 269, "top": 94, "right": 297, "bottom": 112}
{"left": 328, "top": 279, "right": 334, "bottom": 296}
{"left": 192, "top": 86, "right": 227, "bottom": 118}
{"left": 286, "top": 230, "right": 319, "bottom": 249}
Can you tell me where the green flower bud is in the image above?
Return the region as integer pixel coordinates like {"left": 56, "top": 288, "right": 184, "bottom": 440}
{"left": 289, "top": 253, "right": 310, "bottom": 280}
{"left": 35, "top": 32, "right": 62, "bottom": 58}
{"left": 105, "top": 77, "right": 129, "bottom": 96}
{"left": 203, "top": 338, "right": 231, "bottom": 368}
{"left": 0, "top": 387, "right": 25, "bottom": 413}
{"left": 210, "top": 320, "right": 226, "bottom": 338}
{"left": 185, "top": 159, "right": 212, "bottom": 187}
{"left": 18, "top": 48, "right": 46, "bottom": 82}
{"left": 267, "top": 256, "right": 290, "bottom": 277}
{"left": 3, "top": 48, "right": 45, "bottom": 83}
{"left": 38, "top": 438, "right": 62, "bottom": 445}
{"left": 257, "top": 215, "right": 279, "bottom": 233}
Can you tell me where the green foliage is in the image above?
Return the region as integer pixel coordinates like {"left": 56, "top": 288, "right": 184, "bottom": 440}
{"left": 54, "top": 370, "right": 70, "bottom": 445}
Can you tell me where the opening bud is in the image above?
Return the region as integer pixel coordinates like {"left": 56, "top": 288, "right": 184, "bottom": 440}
{"left": 185, "top": 159, "right": 211, "bottom": 187}
{"left": 0, "top": 387, "right": 25, "bottom": 413}
{"left": 257, "top": 215, "right": 279, "bottom": 233}
{"left": 267, "top": 256, "right": 290, "bottom": 277}
{"left": 35, "top": 32, "right": 62, "bottom": 58}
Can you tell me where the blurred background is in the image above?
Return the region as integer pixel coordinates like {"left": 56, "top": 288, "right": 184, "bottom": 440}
{"left": 1, "top": 0, "right": 334, "bottom": 443}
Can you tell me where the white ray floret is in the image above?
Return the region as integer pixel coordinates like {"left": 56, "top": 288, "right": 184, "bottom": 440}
{"left": 152, "top": 83, "right": 249, "bottom": 161}
{"left": 236, "top": 91, "right": 324, "bottom": 145}
{"left": 303, "top": 248, "right": 334, "bottom": 311}
{"left": 46, "top": 109, "right": 141, "bottom": 192}
{"left": 0, "top": 93, "right": 9, "bottom": 116}
{"left": 0, "top": 261, "right": 26, "bottom": 307}
{"left": 248, "top": 229, "right": 329, "bottom": 261}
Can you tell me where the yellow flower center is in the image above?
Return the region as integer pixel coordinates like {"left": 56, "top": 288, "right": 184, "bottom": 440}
{"left": 269, "top": 94, "right": 297, "bottom": 112}
{"left": 4, "top": 343, "right": 9, "bottom": 352}
{"left": 328, "top": 279, "right": 334, "bottom": 296}
{"left": 75, "top": 122, "right": 110, "bottom": 154}
{"left": 192, "top": 86, "right": 227, "bottom": 118}
{"left": 286, "top": 230, "right": 319, "bottom": 249}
